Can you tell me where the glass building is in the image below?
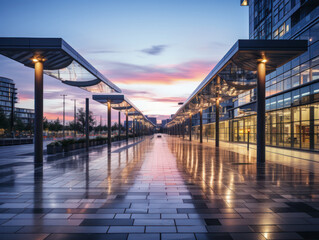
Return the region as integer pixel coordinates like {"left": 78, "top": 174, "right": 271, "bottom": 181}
{"left": 0, "top": 76, "right": 34, "bottom": 125}
{"left": 191, "top": 0, "right": 319, "bottom": 151}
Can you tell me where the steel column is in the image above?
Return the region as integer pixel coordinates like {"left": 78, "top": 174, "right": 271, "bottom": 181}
{"left": 107, "top": 100, "right": 111, "bottom": 146}
{"left": 257, "top": 61, "right": 266, "bottom": 163}
{"left": 200, "top": 110, "right": 203, "bottom": 143}
{"left": 85, "top": 98, "right": 89, "bottom": 150}
{"left": 34, "top": 60, "right": 43, "bottom": 163}
{"left": 216, "top": 76, "right": 220, "bottom": 147}
{"left": 126, "top": 111, "right": 129, "bottom": 141}
{"left": 189, "top": 115, "right": 192, "bottom": 141}
{"left": 118, "top": 111, "right": 121, "bottom": 141}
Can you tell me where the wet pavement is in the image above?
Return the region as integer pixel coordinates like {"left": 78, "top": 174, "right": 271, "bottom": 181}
{"left": 1, "top": 135, "right": 319, "bottom": 239}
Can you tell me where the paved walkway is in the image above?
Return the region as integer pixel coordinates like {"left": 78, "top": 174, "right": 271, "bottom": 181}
{"left": 1, "top": 135, "right": 319, "bottom": 239}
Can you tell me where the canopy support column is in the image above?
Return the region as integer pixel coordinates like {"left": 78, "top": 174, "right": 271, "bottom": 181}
{"left": 189, "top": 115, "right": 192, "bottom": 141}
{"left": 216, "top": 76, "right": 220, "bottom": 147}
{"left": 34, "top": 60, "right": 43, "bottom": 163}
{"left": 107, "top": 100, "right": 111, "bottom": 146}
{"left": 257, "top": 60, "right": 266, "bottom": 163}
{"left": 85, "top": 98, "right": 89, "bottom": 150}
{"left": 200, "top": 110, "right": 203, "bottom": 143}
{"left": 126, "top": 111, "right": 129, "bottom": 141}
{"left": 182, "top": 120, "right": 185, "bottom": 139}
{"left": 118, "top": 111, "right": 121, "bottom": 141}
{"left": 133, "top": 118, "right": 136, "bottom": 138}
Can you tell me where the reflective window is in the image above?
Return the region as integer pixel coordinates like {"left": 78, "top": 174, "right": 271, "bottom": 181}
{"left": 277, "top": 94, "right": 284, "bottom": 109}
{"left": 284, "top": 92, "right": 292, "bottom": 108}
{"left": 300, "top": 86, "right": 311, "bottom": 104}
{"left": 292, "top": 89, "right": 300, "bottom": 106}
{"left": 311, "top": 82, "right": 319, "bottom": 101}
{"left": 301, "top": 70, "right": 310, "bottom": 84}
{"left": 312, "top": 65, "right": 319, "bottom": 81}
{"left": 284, "top": 77, "right": 292, "bottom": 89}
{"left": 292, "top": 74, "right": 300, "bottom": 87}
{"left": 270, "top": 97, "right": 277, "bottom": 110}
{"left": 310, "top": 21, "right": 319, "bottom": 44}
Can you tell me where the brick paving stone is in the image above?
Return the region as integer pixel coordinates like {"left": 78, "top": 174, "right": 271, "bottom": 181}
{"left": 0, "top": 135, "right": 319, "bottom": 238}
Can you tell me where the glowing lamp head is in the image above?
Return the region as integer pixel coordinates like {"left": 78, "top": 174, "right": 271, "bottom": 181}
{"left": 261, "top": 59, "right": 267, "bottom": 63}
{"left": 31, "top": 57, "right": 46, "bottom": 63}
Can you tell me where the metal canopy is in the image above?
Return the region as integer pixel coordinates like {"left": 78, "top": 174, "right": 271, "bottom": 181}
{"left": 167, "top": 39, "right": 308, "bottom": 127}
{"left": 93, "top": 94, "right": 137, "bottom": 111}
{"left": 0, "top": 37, "right": 121, "bottom": 93}
{"left": 92, "top": 94, "right": 155, "bottom": 127}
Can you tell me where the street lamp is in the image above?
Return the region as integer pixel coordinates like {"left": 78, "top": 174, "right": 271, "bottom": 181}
{"left": 70, "top": 99, "right": 76, "bottom": 138}
{"left": 61, "top": 94, "right": 67, "bottom": 139}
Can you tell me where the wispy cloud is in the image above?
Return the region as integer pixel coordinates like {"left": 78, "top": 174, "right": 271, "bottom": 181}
{"left": 87, "top": 49, "right": 121, "bottom": 54}
{"left": 122, "top": 89, "right": 153, "bottom": 97}
{"left": 150, "top": 96, "right": 186, "bottom": 103}
{"left": 103, "top": 60, "right": 215, "bottom": 85}
{"left": 140, "top": 45, "right": 168, "bottom": 55}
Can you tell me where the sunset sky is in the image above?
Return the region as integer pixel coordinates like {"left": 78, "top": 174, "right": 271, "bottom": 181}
{"left": 0, "top": 0, "right": 249, "bottom": 124}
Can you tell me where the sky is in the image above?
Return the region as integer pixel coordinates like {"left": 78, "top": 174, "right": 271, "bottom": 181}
{"left": 0, "top": 0, "right": 249, "bottom": 125}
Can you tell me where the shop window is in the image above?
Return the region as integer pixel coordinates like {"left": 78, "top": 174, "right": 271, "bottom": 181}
{"left": 283, "top": 108, "right": 291, "bottom": 122}
{"left": 301, "top": 105, "right": 310, "bottom": 121}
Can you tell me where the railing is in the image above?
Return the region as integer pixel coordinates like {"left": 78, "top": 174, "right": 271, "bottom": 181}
{"left": 0, "top": 138, "right": 33, "bottom": 146}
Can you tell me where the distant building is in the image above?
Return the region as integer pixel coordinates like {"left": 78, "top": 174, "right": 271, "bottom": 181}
{"left": 124, "top": 120, "right": 133, "bottom": 130}
{"left": 161, "top": 119, "right": 170, "bottom": 128}
{"left": 146, "top": 115, "right": 157, "bottom": 125}
{"left": 0, "top": 76, "right": 34, "bottom": 125}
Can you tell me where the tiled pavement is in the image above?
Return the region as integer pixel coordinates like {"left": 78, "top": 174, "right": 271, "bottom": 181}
{"left": 1, "top": 135, "right": 319, "bottom": 239}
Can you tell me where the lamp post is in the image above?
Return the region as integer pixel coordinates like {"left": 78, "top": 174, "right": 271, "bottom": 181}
{"left": 107, "top": 100, "right": 111, "bottom": 146}
{"left": 70, "top": 99, "right": 76, "bottom": 138}
{"left": 100, "top": 115, "right": 102, "bottom": 136}
{"left": 247, "top": 129, "right": 250, "bottom": 150}
{"left": 126, "top": 110, "right": 129, "bottom": 141}
{"left": 61, "top": 94, "right": 67, "bottom": 139}
{"left": 200, "top": 109, "right": 203, "bottom": 143}
{"left": 215, "top": 76, "right": 220, "bottom": 147}
{"left": 257, "top": 59, "right": 267, "bottom": 163}
{"left": 85, "top": 98, "right": 89, "bottom": 150}
{"left": 189, "top": 113, "right": 192, "bottom": 141}
{"left": 33, "top": 56, "right": 45, "bottom": 163}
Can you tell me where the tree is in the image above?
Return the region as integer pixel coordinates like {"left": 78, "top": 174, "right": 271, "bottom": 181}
{"left": 43, "top": 117, "right": 49, "bottom": 130}
{"left": 111, "top": 122, "right": 118, "bottom": 131}
{"left": 76, "top": 108, "right": 95, "bottom": 133}
{"left": 15, "top": 117, "right": 24, "bottom": 132}
{"left": 0, "top": 107, "right": 9, "bottom": 130}
{"left": 47, "top": 118, "right": 63, "bottom": 132}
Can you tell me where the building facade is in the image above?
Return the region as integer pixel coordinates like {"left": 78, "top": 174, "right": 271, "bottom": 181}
{"left": 192, "top": 0, "right": 319, "bottom": 151}
{"left": 0, "top": 76, "right": 34, "bottom": 126}
{"left": 146, "top": 116, "right": 157, "bottom": 126}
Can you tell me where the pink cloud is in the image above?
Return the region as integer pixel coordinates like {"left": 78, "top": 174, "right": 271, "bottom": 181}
{"left": 102, "top": 60, "right": 216, "bottom": 85}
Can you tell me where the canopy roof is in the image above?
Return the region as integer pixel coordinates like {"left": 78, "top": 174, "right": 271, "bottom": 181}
{"left": 167, "top": 39, "right": 308, "bottom": 127}
{"left": 93, "top": 94, "right": 156, "bottom": 127}
{"left": 0, "top": 37, "right": 121, "bottom": 93}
